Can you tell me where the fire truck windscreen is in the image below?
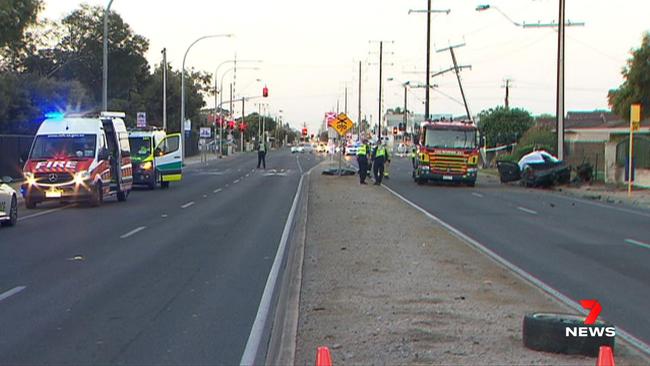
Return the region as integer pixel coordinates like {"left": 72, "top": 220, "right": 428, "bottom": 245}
{"left": 424, "top": 128, "right": 477, "bottom": 149}
{"left": 30, "top": 135, "right": 97, "bottom": 159}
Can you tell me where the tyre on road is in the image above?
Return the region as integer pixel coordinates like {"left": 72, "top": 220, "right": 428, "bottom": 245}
{"left": 160, "top": 180, "right": 170, "bottom": 189}
{"left": 523, "top": 313, "right": 615, "bottom": 357}
{"left": 89, "top": 183, "right": 103, "bottom": 207}
{"left": 1, "top": 196, "right": 17, "bottom": 227}
{"left": 117, "top": 189, "right": 129, "bottom": 202}
{"left": 24, "top": 196, "right": 37, "bottom": 209}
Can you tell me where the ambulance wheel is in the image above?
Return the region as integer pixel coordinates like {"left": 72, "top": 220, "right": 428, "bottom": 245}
{"left": 89, "top": 183, "right": 103, "bottom": 207}
{"left": 161, "top": 181, "right": 170, "bottom": 189}
{"left": 117, "top": 189, "right": 128, "bottom": 202}
{"left": 25, "top": 196, "right": 37, "bottom": 209}
{"left": 1, "top": 196, "right": 17, "bottom": 227}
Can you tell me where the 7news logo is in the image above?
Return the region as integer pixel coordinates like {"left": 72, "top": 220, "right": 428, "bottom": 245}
{"left": 565, "top": 300, "right": 616, "bottom": 337}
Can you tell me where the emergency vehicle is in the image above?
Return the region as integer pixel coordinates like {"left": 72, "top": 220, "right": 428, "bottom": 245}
{"left": 128, "top": 129, "right": 183, "bottom": 189}
{"left": 21, "top": 112, "right": 133, "bottom": 208}
{"left": 413, "top": 119, "right": 480, "bottom": 186}
{"left": 0, "top": 176, "right": 18, "bottom": 227}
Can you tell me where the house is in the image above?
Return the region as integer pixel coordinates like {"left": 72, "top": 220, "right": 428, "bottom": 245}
{"left": 550, "top": 110, "right": 650, "bottom": 187}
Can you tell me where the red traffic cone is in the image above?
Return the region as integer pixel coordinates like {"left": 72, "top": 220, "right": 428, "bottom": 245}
{"left": 315, "top": 346, "right": 332, "bottom": 366}
{"left": 596, "top": 346, "right": 615, "bottom": 366}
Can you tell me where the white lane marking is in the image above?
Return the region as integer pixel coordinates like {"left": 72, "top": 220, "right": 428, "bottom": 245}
{"left": 245, "top": 173, "right": 250, "bottom": 177}
{"left": 233, "top": 179, "right": 240, "bottom": 184}
{"left": 120, "top": 226, "right": 147, "bottom": 239}
{"left": 471, "top": 192, "right": 484, "bottom": 198}
{"left": 625, "top": 238, "right": 650, "bottom": 250}
{"left": 296, "top": 155, "right": 304, "bottom": 174}
{"left": 241, "top": 160, "right": 313, "bottom": 365}
{"left": 517, "top": 206, "right": 538, "bottom": 215}
{"left": 18, "top": 205, "right": 75, "bottom": 222}
{"left": 181, "top": 201, "right": 195, "bottom": 209}
{"left": 383, "top": 184, "right": 650, "bottom": 357}
{"left": 213, "top": 188, "right": 223, "bottom": 194}
{"left": 0, "top": 286, "right": 26, "bottom": 302}
{"left": 203, "top": 194, "right": 208, "bottom": 198}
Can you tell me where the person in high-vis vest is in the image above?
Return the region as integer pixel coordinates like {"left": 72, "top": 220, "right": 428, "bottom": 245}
{"left": 410, "top": 147, "right": 417, "bottom": 169}
{"left": 371, "top": 142, "right": 389, "bottom": 185}
{"left": 356, "top": 139, "right": 370, "bottom": 184}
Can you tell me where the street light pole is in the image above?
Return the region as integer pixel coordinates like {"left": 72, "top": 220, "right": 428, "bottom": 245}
{"left": 102, "top": 0, "right": 114, "bottom": 111}
{"left": 162, "top": 48, "right": 167, "bottom": 131}
{"left": 556, "top": 0, "right": 566, "bottom": 160}
{"left": 181, "top": 33, "right": 233, "bottom": 161}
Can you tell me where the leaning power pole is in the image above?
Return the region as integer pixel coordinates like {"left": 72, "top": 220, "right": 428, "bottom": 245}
{"left": 358, "top": 61, "right": 362, "bottom": 136}
{"left": 437, "top": 43, "right": 472, "bottom": 120}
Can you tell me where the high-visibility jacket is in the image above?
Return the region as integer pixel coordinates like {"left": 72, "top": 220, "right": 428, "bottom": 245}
{"left": 375, "top": 146, "right": 388, "bottom": 158}
{"left": 357, "top": 144, "right": 368, "bottom": 156}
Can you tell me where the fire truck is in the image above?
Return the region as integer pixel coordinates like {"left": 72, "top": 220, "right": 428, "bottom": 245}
{"left": 412, "top": 119, "right": 480, "bottom": 186}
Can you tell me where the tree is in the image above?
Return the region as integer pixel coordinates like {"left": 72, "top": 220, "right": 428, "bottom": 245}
{"left": 608, "top": 32, "right": 650, "bottom": 120}
{"left": 477, "top": 106, "right": 533, "bottom": 147}
{"left": 0, "top": 0, "right": 43, "bottom": 70}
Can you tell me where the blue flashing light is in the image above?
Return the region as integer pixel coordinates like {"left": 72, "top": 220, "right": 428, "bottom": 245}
{"left": 44, "top": 112, "right": 65, "bottom": 121}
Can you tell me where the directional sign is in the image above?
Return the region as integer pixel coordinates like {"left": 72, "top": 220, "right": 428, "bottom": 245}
{"left": 331, "top": 113, "right": 354, "bottom": 136}
{"left": 200, "top": 127, "right": 211, "bottom": 138}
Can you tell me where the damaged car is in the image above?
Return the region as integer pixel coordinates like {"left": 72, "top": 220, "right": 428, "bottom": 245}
{"left": 497, "top": 150, "right": 571, "bottom": 187}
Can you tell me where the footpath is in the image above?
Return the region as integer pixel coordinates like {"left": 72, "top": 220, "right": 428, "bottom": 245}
{"left": 293, "top": 165, "right": 648, "bottom": 365}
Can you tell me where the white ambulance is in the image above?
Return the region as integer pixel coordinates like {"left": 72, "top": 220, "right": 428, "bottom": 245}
{"left": 128, "top": 129, "right": 183, "bottom": 189}
{"left": 21, "top": 112, "right": 133, "bottom": 208}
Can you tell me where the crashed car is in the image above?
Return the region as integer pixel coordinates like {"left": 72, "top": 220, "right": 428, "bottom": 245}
{"left": 497, "top": 150, "right": 570, "bottom": 187}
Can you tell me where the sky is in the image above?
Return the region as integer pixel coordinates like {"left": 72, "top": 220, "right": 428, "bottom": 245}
{"left": 42, "top": 0, "right": 650, "bottom": 133}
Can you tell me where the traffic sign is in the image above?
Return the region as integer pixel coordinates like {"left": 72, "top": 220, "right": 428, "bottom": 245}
{"left": 137, "top": 112, "right": 146, "bottom": 128}
{"left": 331, "top": 113, "right": 354, "bottom": 136}
{"left": 200, "top": 127, "right": 211, "bottom": 138}
{"left": 631, "top": 104, "right": 641, "bottom": 131}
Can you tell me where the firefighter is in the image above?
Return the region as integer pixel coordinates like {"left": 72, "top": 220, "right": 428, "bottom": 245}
{"left": 372, "top": 142, "right": 389, "bottom": 185}
{"left": 356, "top": 139, "right": 370, "bottom": 184}
{"left": 410, "top": 147, "right": 417, "bottom": 169}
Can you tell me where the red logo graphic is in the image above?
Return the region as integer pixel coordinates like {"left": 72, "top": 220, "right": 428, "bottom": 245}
{"left": 580, "top": 299, "right": 602, "bottom": 325}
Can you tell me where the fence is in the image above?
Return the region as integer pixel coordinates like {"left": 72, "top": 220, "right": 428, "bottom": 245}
{"left": 0, "top": 135, "right": 34, "bottom": 178}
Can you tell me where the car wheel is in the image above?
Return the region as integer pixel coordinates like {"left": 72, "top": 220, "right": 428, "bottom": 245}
{"left": 2, "top": 195, "right": 18, "bottom": 227}
{"left": 523, "top": 313, "right": 614, "bottom": 357}
{"left": 89, "top": 183, "right": 103, "bottom": 207}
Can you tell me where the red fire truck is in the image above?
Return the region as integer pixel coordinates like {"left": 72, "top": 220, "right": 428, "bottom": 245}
{"left": 412, "top": 119, "right": 480, "bottom": 186}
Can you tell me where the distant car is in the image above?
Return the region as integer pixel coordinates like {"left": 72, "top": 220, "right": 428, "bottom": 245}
{"left": 0, "top": 176, "right": 18, "bottom": 227}
{"left": 291, "top": 145, "right": 304, "bottom": 153}
{"left": 497, "top": 150, "right": 570, "bottom": 187}
{"left": 346, "top": 142, "right": 360, "bottom": 156}
{"left": 317, "top": 143, "right": 327, "bottom": 153}
{"left": 302, "top": 143, "right": 314, "bottom": 153}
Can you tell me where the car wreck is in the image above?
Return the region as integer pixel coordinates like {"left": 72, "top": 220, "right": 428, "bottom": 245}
{"left": 497, "top": 150, "right": 571, "bottom": 187}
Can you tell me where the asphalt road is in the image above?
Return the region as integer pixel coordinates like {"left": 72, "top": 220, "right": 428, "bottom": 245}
{"left": 0, "top": 149, "right": 323, "bottom": 365}
{"left": 384, "top": 157, "right": 650, "bottom": 350}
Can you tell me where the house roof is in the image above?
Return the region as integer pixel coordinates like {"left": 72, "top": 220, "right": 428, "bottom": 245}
{"left": 534, "top": 110, "right": 647, "bottom": 130}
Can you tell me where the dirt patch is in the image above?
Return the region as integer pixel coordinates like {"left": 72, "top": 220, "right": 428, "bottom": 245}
{"left": 295, "top": 169, "right": 648, "bottom": 365}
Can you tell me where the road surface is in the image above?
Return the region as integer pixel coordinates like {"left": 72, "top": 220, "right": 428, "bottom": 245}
{"left": 0, "top": 150, "right": 322, "bottom": 365}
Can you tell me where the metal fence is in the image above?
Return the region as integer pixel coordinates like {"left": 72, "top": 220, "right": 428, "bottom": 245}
{"left": 0, "top": 135, "right": 34, "bottom": 178}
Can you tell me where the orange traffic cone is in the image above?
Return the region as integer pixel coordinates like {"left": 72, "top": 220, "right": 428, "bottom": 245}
{"left": 596, "top": 346, "right": 615, "bottom": 366}
{"left": 315, "top": 346, "right": 332, "bottom": 366}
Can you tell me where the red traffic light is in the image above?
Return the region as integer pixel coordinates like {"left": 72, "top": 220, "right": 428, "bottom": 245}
{"left": 263, "top": 86, "right": 269, "bottom": 98}
{"left": 228, "top": 120, "right": 235, "bottom": 129}
{"left": 301, "top": 128, "right": 308, "bottom": 136}
{"left": 393, "top": 127, "right": 398, "bottom": 135}
{"left": 239, "top": 122, "right": 247, "bottom": 131}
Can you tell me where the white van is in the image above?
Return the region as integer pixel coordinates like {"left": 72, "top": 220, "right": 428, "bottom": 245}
{"left": 22, "top": 112, "right": 133, "bottom": 208}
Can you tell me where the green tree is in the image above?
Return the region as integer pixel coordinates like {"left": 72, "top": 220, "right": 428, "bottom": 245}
{"left": 0, "top": 0, "right": 43, "bottom": 70}
{"left": 477, "top": 106, "right": 533, "bottom": 147}
{"left": 608, "top": 32, "right": 650, "bottom": 120}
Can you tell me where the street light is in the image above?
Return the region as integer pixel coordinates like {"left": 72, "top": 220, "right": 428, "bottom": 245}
{"left": 181, "top": 33, "right": 233, "bottom": 161}
{"left": 102, "top": 0, "right": 115, "bottom": 111}
{"left": 214, "top": 59, "right": 262, "bottom": 117}
{"left": 409, "top": 3, "right": 451, "bottom": 121}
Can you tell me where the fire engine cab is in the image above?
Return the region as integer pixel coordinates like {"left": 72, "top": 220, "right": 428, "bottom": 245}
{"left": 21, "top": 112, "right": 133, "bottom": 208}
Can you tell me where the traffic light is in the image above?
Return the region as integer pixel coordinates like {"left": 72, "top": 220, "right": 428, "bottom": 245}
{"left": 239, "top": 122, "right": 246, "bottom": 131}
{"left": 301, "top": 128, "right": 308, "bottom": 136}
{"left": 393, "top": 126, "right": 398, "bottom": 135}
{"left": 263, "top": 86, "right": 269, "bottom": 98}
{"left": 228, "top": 120, "right": 235, "bottom": 130}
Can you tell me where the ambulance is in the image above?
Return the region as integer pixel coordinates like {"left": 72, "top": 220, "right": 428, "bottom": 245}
{"left": 21, "top": 112, "right": 133, "bottom": 208}
{"left": 128, "top": 129, "right": 182, "bottom": 189}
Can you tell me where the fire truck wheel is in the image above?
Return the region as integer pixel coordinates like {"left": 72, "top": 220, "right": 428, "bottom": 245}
{"left": 117, "top": 189, "right": 128, "bottom": 202}
{"left": 522, "top": 313, "right": 614, "bottom": 357}
{"left": 24, "top": 197, "right": 37, "bottom": 209}
{"left": 89, "top": 183, "right": 102, "bottom": 207}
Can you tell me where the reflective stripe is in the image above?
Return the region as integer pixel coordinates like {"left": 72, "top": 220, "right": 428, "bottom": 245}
{"left": 376, "top": 147, "right": 387, "bottom": 158}
{"left": 357, "top": 145, "right": 367, "bottom": 156}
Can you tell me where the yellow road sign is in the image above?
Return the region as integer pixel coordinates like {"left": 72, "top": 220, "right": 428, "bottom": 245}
{"left": 331, "top": 113, "right": 354, "bottom": 136}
